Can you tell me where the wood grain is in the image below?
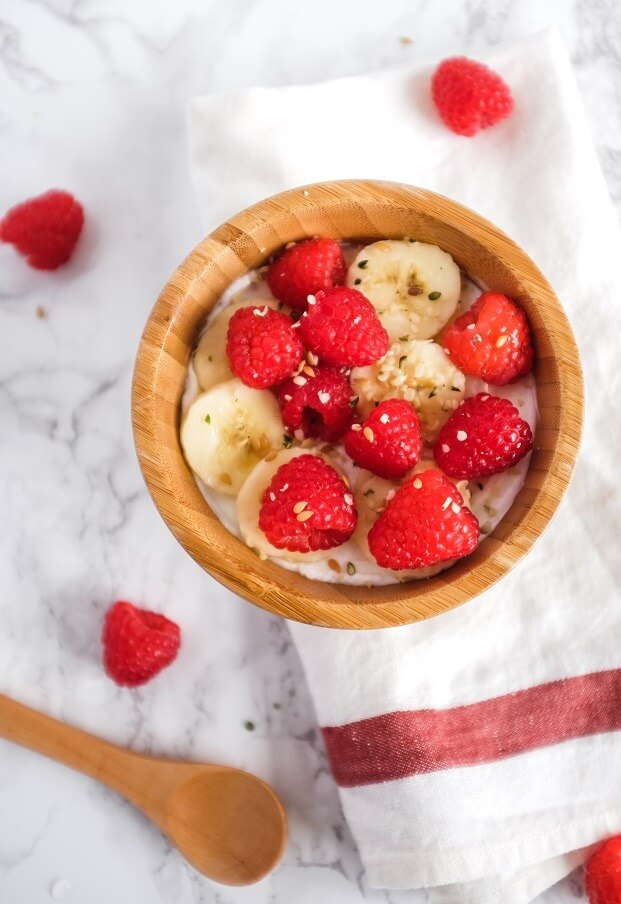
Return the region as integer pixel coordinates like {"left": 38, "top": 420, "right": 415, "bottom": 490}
{"left": 0, "top": 694, "right": 287, "bottom": 886}
{"left": 131, "top": 180, "right": 584, "bottom": 629}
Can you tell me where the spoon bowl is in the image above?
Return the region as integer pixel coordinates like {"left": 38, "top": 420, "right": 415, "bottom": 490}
{"left": 164, "top": 766, "right": 287, "bottom": 885}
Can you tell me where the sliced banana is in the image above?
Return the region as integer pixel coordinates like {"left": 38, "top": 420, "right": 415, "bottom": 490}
{"left": 193, "top": 297, "right": 280, "bottom": 392}
{"left": 352, "top": 470, "right": 398, "bottom": 549}
{"left": 237, "top": 448, "right": 339, "bottom": 563}
{"left": 351, "top": 339, "right": 465, "bottom": 442}
{"left": 181, "top": 378, "right": 285, "bottom": 495}
{"left": 347, "top": 240, "right": 461, "bottom": 341}
{"left": 353, "top": 461, "right": 472, "bottom": 580}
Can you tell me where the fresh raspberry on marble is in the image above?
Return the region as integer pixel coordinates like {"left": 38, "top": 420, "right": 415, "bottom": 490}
{"left": 259, "top": 454, "right": 357, "bottom": 553}
{"left": 434, "top": 392, "right": 533, "bottom": 479}
{"left": 102, "top": 601, "right": 181, "bottom": 688}
{"left": 431, "top": 57, "right": 514, "bottom": 137}
{"left": 266, "top": 238, "right": 346, "bottom": 312}
{"left": 298, "top": 286, "right": 389, "bottom": 367}
{"left": 226, "top": 305, "right": 303, "bottom": 389}
{"left": 368, "top": 468, "right": 479, "bottom": 570}
{"left": 344, "top": 399, "right": 423, "bottom": 479}
{"left": 586, "top": 836, "right": 621, "bottom": 904}
{"left": 443, "top": 291, "right": 534, "bottom": 385}
{"left": 0, "top": 190, "right": 84, "bottom": 270}
{"left": 277, "top": 363, "right": 355, "bottom": 442}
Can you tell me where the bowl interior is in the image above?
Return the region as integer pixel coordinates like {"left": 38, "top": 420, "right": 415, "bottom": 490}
{"left": 132, "top": 180, "right": 583, "bottom": 629}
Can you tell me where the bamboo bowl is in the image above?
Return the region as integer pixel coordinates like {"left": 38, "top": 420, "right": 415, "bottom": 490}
{"left": 132, "top": 180, "right": 583, "bottom": 629}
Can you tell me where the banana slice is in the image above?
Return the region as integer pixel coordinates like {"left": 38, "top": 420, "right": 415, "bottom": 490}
{"left": 193, "top": 297, "right": 280, "bottom": 392}
{"left": 351, "top": 339, "right": 465, "bottom": 442}
{"left": 347, "top": 240, "right": 461, "bottom": 341}
{"left": 181, "top": 378, "right": 285, "bottom": 495}
{"left": 237, "top": 448, "right": 339, "bottom": 563}
{"left": 353, "top": 461, "right": 472, "bottom": 580}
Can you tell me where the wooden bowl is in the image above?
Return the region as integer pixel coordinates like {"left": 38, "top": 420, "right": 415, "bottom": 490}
{"left": 132, "top": 180, "right": 583, "bottom": 629}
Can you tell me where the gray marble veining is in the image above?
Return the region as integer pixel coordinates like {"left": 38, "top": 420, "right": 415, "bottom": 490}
{"left": 1, "top": 0, "right": 618, "bottom": 901}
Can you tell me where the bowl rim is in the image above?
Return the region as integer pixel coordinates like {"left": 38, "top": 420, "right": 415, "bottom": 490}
{"left": 131, "top": 179, "right": 584, "bottom": 629}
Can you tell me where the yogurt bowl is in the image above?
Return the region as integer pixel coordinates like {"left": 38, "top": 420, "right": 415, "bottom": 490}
{"left": 131, "top": 180, "right": 583, "bottom": 629}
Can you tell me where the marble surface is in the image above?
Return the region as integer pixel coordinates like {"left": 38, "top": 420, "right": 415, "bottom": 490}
{"left": 1, "top": 0, "right": 619, "bottom": 901}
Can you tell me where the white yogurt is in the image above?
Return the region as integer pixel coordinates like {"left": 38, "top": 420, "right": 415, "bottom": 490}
{"left": 181, "top": 251, "right": 538, "bottom": 586}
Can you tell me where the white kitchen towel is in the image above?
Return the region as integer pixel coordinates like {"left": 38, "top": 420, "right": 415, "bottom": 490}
{"left": 188, "top": 28, "right": 621, "bottom": 904}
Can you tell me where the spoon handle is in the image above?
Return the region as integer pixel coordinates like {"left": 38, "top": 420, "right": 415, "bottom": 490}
{"left": 0, "top": 693, "right": 147, "bottom": 797}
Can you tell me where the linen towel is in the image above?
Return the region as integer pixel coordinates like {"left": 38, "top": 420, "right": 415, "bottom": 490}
{"left": 188, "top": 29, "right": 621, "bottom": 904}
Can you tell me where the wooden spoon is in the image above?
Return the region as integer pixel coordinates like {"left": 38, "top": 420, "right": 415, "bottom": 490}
{"left": 0, "top": 694, "right": 287, "bottom": 886}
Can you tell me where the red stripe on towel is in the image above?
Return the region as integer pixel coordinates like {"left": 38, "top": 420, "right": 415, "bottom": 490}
{"left": 322, "top": 668, "right": 621, "bottom": 787}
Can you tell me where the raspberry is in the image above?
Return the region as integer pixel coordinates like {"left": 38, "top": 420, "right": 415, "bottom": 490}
{"left": 434, "top": 393, "right": 533, "bottom": 479}
{"left": 586, "top": 836, "right": 621, "bottom": 904}
{"left": 431, "top": 57, "right": 514, "bottom": 137}
{"left": 299, "top": 287, "right": 389, "bottom": 368}
{"left": 277, "top": 364, "right": 355, "bottom": 442}
{"left": 226, "top": 305, "right": 303, "bottom": 389}
{"left": 266, "top": 238, "right": 345, "bottom": 312}
{"left": 0, "top": 190, "right": 84, "bottom": 270}
{"left": 344, "top": 399, "right": 423, "bottom": 479}
{"left": 443, "top": 292, "right": 534, "bottom": 385}
{"left": 102, "top": 601, "right": 180, "bottom": 687}
{"left": 259, "top": 454, "right": 357, "bottom": 553}
{"left": 368, "top": 469, "right": 479, "bottom": 570}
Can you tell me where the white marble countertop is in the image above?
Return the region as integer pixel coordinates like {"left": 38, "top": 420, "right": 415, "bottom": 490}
{"left": 1, "top": 1, "right": 619, "bottom": 902}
